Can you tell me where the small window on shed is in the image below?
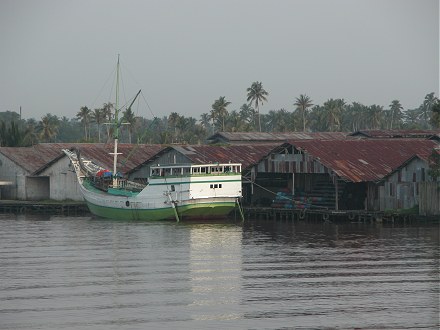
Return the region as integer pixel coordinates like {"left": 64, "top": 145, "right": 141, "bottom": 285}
{"left": 389, "top": 183, "right": 394, "bottom": 197}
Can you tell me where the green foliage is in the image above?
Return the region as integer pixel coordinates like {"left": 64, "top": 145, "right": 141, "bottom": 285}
{"left": 0, "top": 92, "right": 438, "bottom": 145}
{"left": 294, "top": 94, "right": 313, "bottom": 132}
{"left": 427, "top": 149, "right": 440, "bottom": 180}
{"left": 430, "top": 98, "right": 440, "bottom": 129}
{"left": 1, "top": 121, "right": 20, "bottom": 146}
{"left": 247, "top": 81, "right": 268, "bottom": 132}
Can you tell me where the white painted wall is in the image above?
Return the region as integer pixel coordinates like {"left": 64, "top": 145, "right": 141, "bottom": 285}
{"left": 0, "top": 154, "right": 28, "bottom": 200}
{"left": 39, "top": 157, "right": 83, "bottom": 201}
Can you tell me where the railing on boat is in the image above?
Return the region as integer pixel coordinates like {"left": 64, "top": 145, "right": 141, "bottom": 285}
{"left": 150, "top": 163, "right": 242, "bottom": 178}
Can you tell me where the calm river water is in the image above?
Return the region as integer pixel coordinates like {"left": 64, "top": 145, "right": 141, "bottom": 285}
{"left": 0, "top": 214, "right": 438, "bottom": 329}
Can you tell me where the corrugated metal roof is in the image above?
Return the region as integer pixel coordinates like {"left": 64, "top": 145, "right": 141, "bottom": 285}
{"left": 64, "top": 143, "right": 164, "bottom": 174}
{"left": 285, "top": 139, "right": 438, "bottom": 182}
{"left": 132, "top": 143, "right": 282, "bottom": 173}
{"left": 0, "top": 145, "right": 60, "bottom": 174}
{"left": 172, "top": 144, "right": 280, "bottom": 169}
{"left": 0, "top": 143, "right": 164, "bottom": 175}
{"left": 207, "top": 131, "right": 349, "bottom": 142}
{"left": 350, "top": 129, "right": 440, "bottom": 139}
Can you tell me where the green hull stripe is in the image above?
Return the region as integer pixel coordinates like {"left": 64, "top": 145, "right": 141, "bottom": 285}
{"left": 85, "top": 200, "right": 237, "bottom": 221}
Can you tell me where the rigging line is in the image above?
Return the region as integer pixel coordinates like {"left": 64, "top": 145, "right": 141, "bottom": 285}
{"left": 119, "top": 60, "right": 144, "bottom": 93}
{"left": 90, "top": 66, "right": 117, "bottom": 110}
{"left": 118, "top": 67, "right": 129, "bottom": 110}
{"left": 140, "top": 91, "right": 156, "bottom": 118}
{"left": 119, "top": 118, "right": 159, "bottom": 169}
{"left": 241, "top": 176, "right": 327, "bottom": 209}
{"left": 241, "top": 177, "right": 280, "bottom": 198}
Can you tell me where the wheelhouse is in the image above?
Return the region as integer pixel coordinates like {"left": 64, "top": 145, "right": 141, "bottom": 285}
{"left": 150, "top": 163, "right": 242, "bottom": 178}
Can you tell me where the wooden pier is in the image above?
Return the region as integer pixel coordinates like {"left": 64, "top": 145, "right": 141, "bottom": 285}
{"left": 0, "top": 200, "right": 90, "bottom": 216}
{"left": 240, "top": 207, "right": 433, "bottom": 223}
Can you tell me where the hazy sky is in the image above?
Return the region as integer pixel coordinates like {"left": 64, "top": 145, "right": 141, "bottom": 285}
{"left": 1, "top": 0, "right": 438, "bottom": 121}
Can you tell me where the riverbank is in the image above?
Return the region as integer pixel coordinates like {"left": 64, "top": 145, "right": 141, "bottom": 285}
{"left": 239, "top": 206, "right": 439, "bottom": 224}
{"left": 1, "top": 200, "right": 438, "bottom": 223}
{"left": 0, "top": 200, "right": 89, "bottom": 216}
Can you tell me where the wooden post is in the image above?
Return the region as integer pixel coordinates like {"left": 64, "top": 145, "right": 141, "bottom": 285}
{"left": 292, "top": 173, "right": 295, "bottom": 196}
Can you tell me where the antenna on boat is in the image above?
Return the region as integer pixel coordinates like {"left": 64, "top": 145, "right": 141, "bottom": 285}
{"left": 110, "top": 54, "right": 122, "bottom": 188}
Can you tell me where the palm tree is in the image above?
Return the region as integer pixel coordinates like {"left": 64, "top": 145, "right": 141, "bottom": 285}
{"left": 211, "top": 96, "right": 231, "bottom": 132}
{"left": 192, "top": 124, "right": 207, "bottom": 144}
{"left": 102, "top": 102, "right": 114, "bottom": 141}
{"left": 227, "top": 110, "right": 242, "bottom": 132}
{"left": 294, "top": 94, "right": 313, "bottom": 132}
{"left": 421, "top": 92, "right": 436, "bottom": 128}
{"left": 199, "top": 113, "right": 211, "bottom": 131}
{"left": 431, "top": 98, "right": 440, "bottom": 128}
{"left": 247, "top": 81, "right": 268, "bottom": 132}
{"left": 76, "top": 106, "right": 91, "bottom": 141}
{"left": 122, "top": 108, "right": 136, "bottom": 143}
{"left": 92, "top": 108, "right": 105, "bottom": 142}
{"left": 176, "top": 116, "right": 190, "bottom": 143}
{"left": 368, "top": 104, "right": 384, "bottom": 129}
{"left": 38, "top": 113, "right": 59, "bottom": 142}
{"left": 168, "top": 112, "right": 180, "bottom": 142}
{"left": 389, "top": 100, "right": 403, "bottom": 129}
{"left": 323, "top": 99, "right": 345, "bottom": 131}
{"left": 23, "top": 118, "right": 39, "bottom": 145}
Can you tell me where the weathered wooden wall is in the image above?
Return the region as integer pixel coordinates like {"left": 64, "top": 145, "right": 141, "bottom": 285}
{"left": 419, "top": 182, "right": 440, "bottom": 216}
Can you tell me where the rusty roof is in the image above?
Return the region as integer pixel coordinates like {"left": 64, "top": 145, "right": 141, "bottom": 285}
{"left": 63, "top": 143, "right": 164, "bottom": 174}
{"left": 350, "top": 129, "right": 440, "bottom": 139}
{"left": 284, "top": 139, "right": 438, "bottom": 182}
{"left": 130, "top": 143, "right": 282, "bottom": 174}
{"left": 207, "top": 131, "right": 349, "bottom": 143}
{"left": 171, "top": 144, "right": 280, "bottom": 169}
{"left": 0, "top": 143, "right": 164, "bottom": 175}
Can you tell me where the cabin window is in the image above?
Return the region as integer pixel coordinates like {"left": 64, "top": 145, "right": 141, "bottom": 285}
{"left": 171, "top": 185, "right": 175, "bottom": 192}
{"left": 219, "top": 184, "right": 222, "bottom": 188}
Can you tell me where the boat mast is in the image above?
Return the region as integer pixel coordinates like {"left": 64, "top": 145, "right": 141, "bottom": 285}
{"left": 111, "top": 54, "right": 122, "bottom": 187}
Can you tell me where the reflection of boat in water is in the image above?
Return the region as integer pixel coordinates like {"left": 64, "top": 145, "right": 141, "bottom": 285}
{"left": 63, "top": 56, "right": 242, "bottom": 221}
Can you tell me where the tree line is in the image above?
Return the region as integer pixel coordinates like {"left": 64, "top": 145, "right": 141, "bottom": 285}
{"left": 0, "top": 84, "right": 439, "bottom": 147}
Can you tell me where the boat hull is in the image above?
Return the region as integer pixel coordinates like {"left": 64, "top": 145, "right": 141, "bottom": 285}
{"left": 63, "top": 148, "right": 242, "bottom": 221}
{"left": 85, "top": 198, "right": 237, "bottom": 221}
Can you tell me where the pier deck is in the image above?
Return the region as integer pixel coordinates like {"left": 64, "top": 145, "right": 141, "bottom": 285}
{"left": 240, "top": 207, "right": 433, "bottom": 223}
{"left": 0, "top": 200, "right": 89, "bottom": 216}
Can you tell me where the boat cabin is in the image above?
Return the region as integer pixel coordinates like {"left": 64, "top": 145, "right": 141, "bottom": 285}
{"left": 150, "top": 163, "right": 242, "bottom": 178}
